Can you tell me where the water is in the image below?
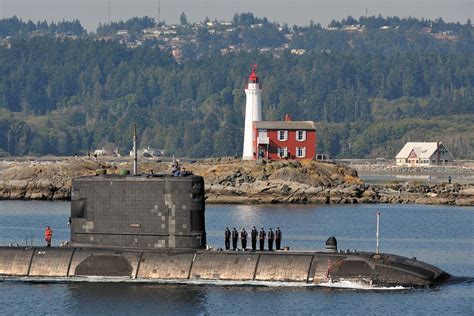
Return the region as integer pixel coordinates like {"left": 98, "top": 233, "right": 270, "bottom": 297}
{"left": 0, "top": 201, "right": 473, "bottom": 315}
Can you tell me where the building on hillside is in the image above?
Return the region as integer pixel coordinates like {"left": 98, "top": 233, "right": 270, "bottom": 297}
{"left": 395, "top": 142, "right": 454, "bottom": 167}
{"left": 253, "top": 114, "right": 316, "bottom": 160}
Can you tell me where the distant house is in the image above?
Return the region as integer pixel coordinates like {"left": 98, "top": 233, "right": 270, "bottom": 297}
{"left": 290, "top": 48, "right": 306, "bottom": 55}
{"left": 253, "top": 115, "right": 316, "bottom": 160}
{"left": 395, "top": 142, "right": 454, "bottom": 167}
{"left": 94, "top": 148, "right": 108, "bottom": 156}
{"left": 130, "top": 147, "right": 163, "bottom": 158}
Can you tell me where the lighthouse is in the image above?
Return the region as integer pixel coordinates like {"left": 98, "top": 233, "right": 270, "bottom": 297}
{"left": 242, "top": 65, "right": 262, "bottom": 160}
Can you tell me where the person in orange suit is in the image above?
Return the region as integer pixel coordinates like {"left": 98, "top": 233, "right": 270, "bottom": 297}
{"left": 44, "top": 226, "right": 53, "bottom": 247}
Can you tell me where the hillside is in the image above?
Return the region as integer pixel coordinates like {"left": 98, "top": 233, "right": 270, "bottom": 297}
{"left": 0, "top": 14, "right": 472, "bottom": 159}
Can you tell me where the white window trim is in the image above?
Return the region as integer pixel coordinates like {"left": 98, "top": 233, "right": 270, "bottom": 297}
{"left": 296, "top": 130, "right": 306, "bottom": 141}
{"left": 296, "top": 147, "right": 306, "bottom": 158}
{"left": 278, "top": 130, "right": 288, "bottom": 141}
{"left": 278, "top": 147, "right": 288, "bottom": 158}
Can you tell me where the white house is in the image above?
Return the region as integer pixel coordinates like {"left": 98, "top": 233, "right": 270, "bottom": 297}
{"left": 395, "top": 142, "right": 454, "bottom": 167}
{"left": 94, "top": 148, "right": 107, "bottom": 156}
{"left": 129, "top": 147, "right": 163, "bottom": 158}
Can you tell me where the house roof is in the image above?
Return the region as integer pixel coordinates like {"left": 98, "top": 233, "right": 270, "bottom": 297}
{"left": 395, "top": 142, "right": 452, "bottom": 159}
{"left": 254, "top": 121, "right": 315, "bottom": 130}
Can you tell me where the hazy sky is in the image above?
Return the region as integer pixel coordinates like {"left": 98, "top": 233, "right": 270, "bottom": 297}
{"left": 0, "top": 0, "right": 472, "bottom": 31}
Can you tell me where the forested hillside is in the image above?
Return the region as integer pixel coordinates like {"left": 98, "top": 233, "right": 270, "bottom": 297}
{"left": 0, "top": 15, "right": 472, "bottom": 158}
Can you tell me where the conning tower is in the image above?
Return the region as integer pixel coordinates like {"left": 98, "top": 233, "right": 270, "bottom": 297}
{"left": 70, "top": 174, "right": 206, "bottom": 249}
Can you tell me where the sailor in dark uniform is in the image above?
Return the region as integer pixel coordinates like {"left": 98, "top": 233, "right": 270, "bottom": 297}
{"left": 251, "top": 226, "right": 257, "bottom": 251}
{"left": 232, "top": 227, "right": 239, "bottom": 250}
{"left": 267, "top": 228, "right": 275, "bottom": 251}
{"left": 241, "top": 228, "right": 248, "bottom": 250}
{"left": 275, "top": 227, "right": 282, "bottom": 250}
{"left": 259, "top": 227, "right": 266, "bottom": 251}
{"left": 224, "top": 227, "right": 231, "bottom": 250}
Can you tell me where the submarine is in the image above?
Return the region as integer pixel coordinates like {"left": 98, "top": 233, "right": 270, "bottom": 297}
{"left": 0, "top": 172, "right": 450, "bottom": 288}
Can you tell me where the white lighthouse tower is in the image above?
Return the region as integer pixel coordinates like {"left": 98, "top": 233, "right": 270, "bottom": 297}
{"left": 242, "top": 65, "right": 262, "bottom": 160}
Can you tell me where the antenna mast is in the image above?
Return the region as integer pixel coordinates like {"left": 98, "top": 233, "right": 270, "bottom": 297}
{"left": 108, "top": 0, "right": 111, "bottom": 24}
{"left": 158, "top": 0, "right": 161, "bottom": 25}
{"left": 133, "top": 124, "right": 138, "bottom": 175}
{"left": 376, "top": 211, "right": 381, "bottom": 254}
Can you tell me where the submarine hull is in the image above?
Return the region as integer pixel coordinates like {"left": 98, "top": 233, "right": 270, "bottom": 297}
{"left": 0, "top": 247, "right": 450, "bottom": 287}
{"left": 1, "top": 174, "right": 450, "bottom": 288}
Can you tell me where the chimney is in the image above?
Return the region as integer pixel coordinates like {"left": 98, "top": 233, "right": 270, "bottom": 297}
{"left": 437, "top": 141, "right": 440, "bottom": 164}
{"left": 284, "top": 114, "right": 292, "bottom": 122}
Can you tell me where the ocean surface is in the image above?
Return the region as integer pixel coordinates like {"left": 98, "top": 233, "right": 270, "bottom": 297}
{"left": 0, "top": 201, "right": 472, "bottom": 315}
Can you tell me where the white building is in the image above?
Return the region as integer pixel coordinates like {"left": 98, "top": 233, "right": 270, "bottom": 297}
{"left": 242, "top": 65, "right": 262, "bottom": 160}
{"left": 395, "top": 142, "right": 454, "bottom": 167}
{"left": 94, "top": 148, "right": 107, "bottom": 156}
{"left": 129, "top": 147, "right": 162, "bottom": 158}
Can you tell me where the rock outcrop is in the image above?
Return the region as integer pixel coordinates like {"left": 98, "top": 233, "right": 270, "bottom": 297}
{"left": 0, "top": 160, "right": 99, "bottom": 200}
{"left": 0, "top": 157, "right": 472, "bottom": 205}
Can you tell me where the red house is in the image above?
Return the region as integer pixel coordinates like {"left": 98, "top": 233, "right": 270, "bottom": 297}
{"left": 252, "top": 115, "right": 316, "bottom": 160}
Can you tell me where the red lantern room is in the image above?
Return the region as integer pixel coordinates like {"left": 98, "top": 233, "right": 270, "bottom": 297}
{"left": 248, "top": 64, "right": 259, "bottom": 84}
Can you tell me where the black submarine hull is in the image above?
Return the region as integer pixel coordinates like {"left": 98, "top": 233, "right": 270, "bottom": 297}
{"left": 0, "top": 246, "right": 450, "bottom": 287}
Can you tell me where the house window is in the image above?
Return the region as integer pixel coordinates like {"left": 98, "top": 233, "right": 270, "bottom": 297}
{"left": 278, "top": 130, "right": 288, "bottom": 141}
{"left": 296, "top": 147, "right": 306, "bottom": 158}
{"left": 296, "top": 130, "right": 306, "bottom": 141}
{"left": 278, "top": 147, "right": 288, "bottom": 158}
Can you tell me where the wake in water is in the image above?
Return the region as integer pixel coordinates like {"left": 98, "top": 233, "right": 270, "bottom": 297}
{"left": 0, "top": 276, "right": 412, "bottom": 291}
{"left": 318, "top": 280, "right": 408, "bottom": 291}
{"left": 443, "top": 276, "right": 474, "bottom": 285}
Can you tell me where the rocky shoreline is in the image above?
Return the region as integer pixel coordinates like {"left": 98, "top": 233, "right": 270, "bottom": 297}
{"left": 0, "top": 158, "right": 473, "bottom": 206}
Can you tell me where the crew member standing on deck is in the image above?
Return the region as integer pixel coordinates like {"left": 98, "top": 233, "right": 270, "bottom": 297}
{"left": 44, "top": 226, "right": 53, "bottom": 247}
{"left": 275, "top": 227, "right": 282, "bottom": 250}
{"left": 251, "top": 226, "right": 258, "bottom": 251}
{"left": 259, "top": 227, "right": 266, "bottom": 251}
{"left": 268, "top": 228, "right": 275, "bottom": 251}
{"left": 224, "top": 227, "right": 231, "bottom": 250}
{"left": 241, "top": 228, "right": 248, "bottom": 250}
{"left": 232, "top": 227, "right": 239, "bottom": 250}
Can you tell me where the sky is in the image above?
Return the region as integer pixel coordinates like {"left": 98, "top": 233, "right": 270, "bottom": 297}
{"left": 0, "top": 0, "right": 472, "bottom": 31}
